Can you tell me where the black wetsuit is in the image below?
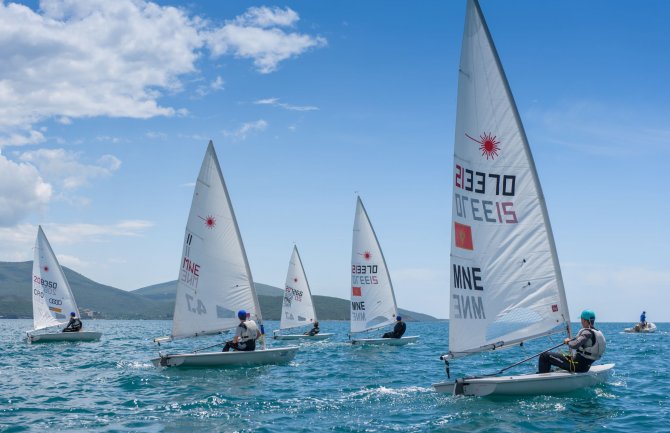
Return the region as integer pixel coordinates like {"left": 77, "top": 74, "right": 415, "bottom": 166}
{"left": 382, "top": 321, "right": 406, "bottom": 339}
{"left": 62, "top": 317, "right": 82, "bottom": 332}
{"left": 222, "top": 322, "right": 256, "bottom": 352}
{"left": 538, "top": 328, "right": 598, "bottom": 373}
{"left": 305, "top": 326, "right": 320, "bottom": 336}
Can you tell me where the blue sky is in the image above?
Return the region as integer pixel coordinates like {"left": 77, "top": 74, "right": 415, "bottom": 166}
{"left": 0, "top": 0, "right": 668, "bottom": 322}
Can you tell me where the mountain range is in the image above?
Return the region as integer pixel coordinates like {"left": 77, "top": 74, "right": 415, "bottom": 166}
{"left": 0, "top": 261, "right": 437, "bottom": 321}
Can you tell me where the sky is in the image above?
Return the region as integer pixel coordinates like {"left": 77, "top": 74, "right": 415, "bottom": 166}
{"left": 0, "top": 0, "right": 668, "bottom": 322}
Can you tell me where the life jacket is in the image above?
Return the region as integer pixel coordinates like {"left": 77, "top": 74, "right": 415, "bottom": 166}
{"left": 240, "top": 320, "right": 259, "bottom": 342}
{"left": 576, "top": 328, "right": 606, "bottom": 361}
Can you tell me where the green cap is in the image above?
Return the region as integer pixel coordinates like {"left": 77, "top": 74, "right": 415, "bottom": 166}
{"left": 580, "top": 309, "right": 596, "bottom": 321}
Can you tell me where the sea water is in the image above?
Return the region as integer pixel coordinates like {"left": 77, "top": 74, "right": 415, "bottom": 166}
{"left": 0, "top": 320, "right": 667, "bottom": 432}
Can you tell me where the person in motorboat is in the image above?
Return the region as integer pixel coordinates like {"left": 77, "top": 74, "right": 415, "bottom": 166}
{"left": 634, "top": 311, "right": 647, "bottom": 331}
{"left": 222, "top": 309, "right": 259, "bottom": 352}
{"left": 538, "top": 309, "right": 606, "bottom": 373}
{"left": 304, "top": 321, "right": 320, "bottom": 336}
{"left": 62, "top": 312, "right": 83, "bottom": 332}
{"left": 382, "top": 316, "right": 406, "bottom": 339}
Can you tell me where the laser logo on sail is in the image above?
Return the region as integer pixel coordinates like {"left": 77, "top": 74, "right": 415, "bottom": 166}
{"left": 198, "top": 214, "right": 216, "bottom": 229}
{"left": 466, "top": 132, "right": 500, "bottom": 160}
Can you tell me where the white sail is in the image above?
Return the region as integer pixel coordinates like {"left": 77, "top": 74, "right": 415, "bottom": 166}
{"left": 350, "top": 197, "right": 397, "bottom": 334}
{"left": 279, "top": 246, "right": 317, "bottom": 331}
{"left": 171, "top": 141, "right": 262, "bottom": 340}
{"left": 32, "top": 226, "right": 79, "bottom": 331}
{"left": 447, "top": 0, "right": 570, "bottom": 358}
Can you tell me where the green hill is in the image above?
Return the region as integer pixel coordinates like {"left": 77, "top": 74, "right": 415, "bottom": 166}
{"left": 0, "top": 262, "right": 169, "bottom": 319}
{"left": 0, "top": 261, "right": 437, "bottom": 321}
{"left": 131, "top": 281, "right": 436, "bottom": 321}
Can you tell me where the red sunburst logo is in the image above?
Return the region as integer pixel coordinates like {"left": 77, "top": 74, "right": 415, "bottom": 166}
{"left": 43, "top": 266, "right": 49, "bottom": 272}
{"left": 293, "top": 277, "right": 298, "bottom": 283}
{"left": 362, "top": 251, "right": 372, "bottom": 261}
{"left": 466, "top": 132, "right": 500, "bottom": 160}
{"left": 199, "top": 215, "right": 216, "bottom": 229}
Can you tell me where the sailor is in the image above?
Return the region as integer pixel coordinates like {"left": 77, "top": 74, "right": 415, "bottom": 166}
{"left": 538, "top": 309, "right": 606, "bottom": 373}
{"left": 640, "top": 311, "right": 647, "bottom": 327}
{"left": 382, "top": 315, "right": 406, "bottom": 339}
{"left": 62, "top": 312, "right": 82, "bottom": 333}
{"left": 304, "top": 321, "right": 320, "bottom": 336}
{"left": 222, "top": 310, "right": 259, "bottom": 352}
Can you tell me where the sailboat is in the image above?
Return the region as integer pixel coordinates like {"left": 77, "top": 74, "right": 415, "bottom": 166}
{"left": 432, "top": 0, "right": 614, "bottom": 395}
{"left": 151, "top": 141, "right": 298, "bottom": 367}
{"left": 349, "top": 197, "right": 418, "bottom": 346}
{"left": 272, "top": 246, "right": 333, "bottom": 340}
{"left": 27, "top": 226, "right": 102, "bottom": 343}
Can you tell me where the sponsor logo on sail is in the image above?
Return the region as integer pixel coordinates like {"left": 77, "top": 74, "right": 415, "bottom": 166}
{"left": 352, "top": 286, "right": 362, "bottom": 297}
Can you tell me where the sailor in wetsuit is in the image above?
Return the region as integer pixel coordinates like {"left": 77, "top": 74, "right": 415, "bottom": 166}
{"left": 382, "top": 316, "right": 406, "bottom": 339}
{"left": 62, "top": 312, "right": 82, "bottom": 332}
{"left": 538, "top": 309, "right": 606, "bottom": 373}
{"left": 304, "top": 321, "right": 320, "bottom": 336}
{"left": 222, "top": 310, "right": 259, "bottom": 352}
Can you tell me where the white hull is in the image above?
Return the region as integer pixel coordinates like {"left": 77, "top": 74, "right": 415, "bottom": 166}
{"left": 433, "top": 363, "right": 615, "bottom": 396}
{"left": 273, "top": 333, "right": 334, "bottom": 341}
{"left": 351, "top": 336, "right": 419, "bottom": 346}
{"left": 151, "top": 346, "right": 299, "bottom": 367}
{"left": 624, "top": 323, "right": 656, "bottom": 333}
{"left": 27, "top": 331, "right": 102, "bottom": 343}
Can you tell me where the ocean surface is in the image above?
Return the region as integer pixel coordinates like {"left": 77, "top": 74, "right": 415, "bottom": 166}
{"left": 0, "top": 320, "right": 667, "bottom": 432}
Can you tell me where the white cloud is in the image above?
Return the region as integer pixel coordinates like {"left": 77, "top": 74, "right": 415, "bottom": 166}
{"left": 254, "top": 97, "right": 318, "bottom": 111}
{"left": 195, "top": 75, "right": 225, "bottom": 97}
{"left": 527, "top": 100, "right": 670, "bottom": 157}
{"left": 206, "top": 7, "right": 326, "bottom": 74}
{"left": 0, "top": 0, "right": 202, "bottom": 142}
{"left": 0, "top": 220, "right": 154, "bottom": 262}
{"left": 146, "top": 131, "right": 167, "bottom": 140}
{"left": 57, "top": 254, "right": 88, "bottom": 269}
{"left": 18, "top": 148, "right": 121, "bottom": 190}
{"left": 234, "top": 6, "right": 299, "bottom": 28}
{"left": 0, "top": 130, "right": 46, "bottom": 147}
{"left": 562, "top": 262, "right": 670, "bottom": 321}
{"left": 0, "top": 156, "right": 52, "bottom": 227}
{"left": 0, "top": 2, "right": 325, "bottom": 144}
{"left": 224, "top": 120, "right": 268, "bottom": 140}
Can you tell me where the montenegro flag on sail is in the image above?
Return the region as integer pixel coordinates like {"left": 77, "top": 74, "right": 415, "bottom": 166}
{"left": 454, "top": 222, "right": 474, "bottom": 250}
{"left": 352, "top": 287, "right": 362, "bottom": 297}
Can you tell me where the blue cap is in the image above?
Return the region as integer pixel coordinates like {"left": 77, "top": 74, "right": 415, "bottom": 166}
{"left": 70, "top": 312, "right": 76, "bottom": 316}
{"left": 396, "top": 315, "right": 402, "bottom": 321}
{"left": 580, "top": 310, "right": 595, "bottom": 322}
{"left": 237, "top": 310, "right": 247, "bottom": 320}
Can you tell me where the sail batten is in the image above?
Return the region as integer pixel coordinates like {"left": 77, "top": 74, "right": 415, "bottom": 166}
{"left": 447, "top": 0, "right": 570, "bottom": 357}
{"left": 350, "top": 197, "right": 398, "bottom": 334}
